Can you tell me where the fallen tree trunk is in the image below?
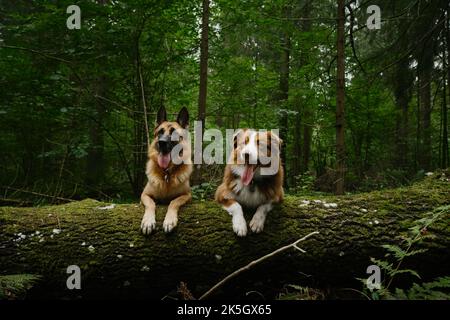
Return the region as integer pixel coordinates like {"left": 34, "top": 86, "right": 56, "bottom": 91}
{"left": 0, "top": 175, "right": 449, "bottom": 299}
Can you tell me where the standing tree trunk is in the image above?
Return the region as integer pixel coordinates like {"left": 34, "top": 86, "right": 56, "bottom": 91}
{"left": 415, "top": 67, "right": 421, "bottom": 171}
{"left": 132, "top": 24, "right": 148, "bottom": 198}
{"left": 193, "top": 0, "right": 209, "bottom": 185}
{"left": 278, "top": 6, "right": 291, "bottom": 189}
{"left": 253, "top": 50, "right": 259, "bottom": 128}
{"left": 393, "top": 58, "right": 412, "bottom": 169}
{"left": 442, "top": 76, "right": 448, "bottom": 169}
{"left": 335, "top": 0, "right": 346, "bottom": 195}
{"left": 85, "top": 0, "right": 110, "bottom": 195}
{"left": 417, "top": 28, "right": 434, "bottom": 171}
{"left": 302, "top": 112, "right": 312, "bottom": 173}
{"left": 85, "top": 76, "right": 106, "bottom": 194}
{"left": 419, "top": 55, "right": 433, "bottom": 171}
{"left": 442, "top": 8, "right": 450, "bottom": 169}
{"left": 292, "top": 98, "right": 302, "bottom": 182}
{"left": 300, "top": 2, "right": 312, "bottom": 174}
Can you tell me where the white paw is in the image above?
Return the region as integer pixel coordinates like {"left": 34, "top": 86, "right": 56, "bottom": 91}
{"left": 232, "top": 214, "right": 248, "bottom": 237}
{"left": 163, "top": 213, "right": 178, "bottom": 233}
{"left": 249, "top": 213, "right": 266, "bottom": 233}
{"left": 141, "top": 212, "right": 156, "bottom": 234}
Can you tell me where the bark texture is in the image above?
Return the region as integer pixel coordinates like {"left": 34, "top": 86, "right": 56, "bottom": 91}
{"left": 335, "top": 0, "right": 346, "bottom": 195}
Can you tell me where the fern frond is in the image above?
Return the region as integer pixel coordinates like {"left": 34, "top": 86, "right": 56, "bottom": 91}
{"left": 0, "top": 274, "right": 42, "bottom": 300}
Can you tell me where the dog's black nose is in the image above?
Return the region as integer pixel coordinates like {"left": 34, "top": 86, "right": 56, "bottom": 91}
{"left": 158, "top": 136, "right": 171, "bottom": 154}
{"left": 244, "top": 153, "right": 250, "bottom": 164}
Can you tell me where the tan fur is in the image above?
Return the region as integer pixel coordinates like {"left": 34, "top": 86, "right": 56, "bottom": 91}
{"left": 141, "top": 115, "right": 192, "bottom": 234}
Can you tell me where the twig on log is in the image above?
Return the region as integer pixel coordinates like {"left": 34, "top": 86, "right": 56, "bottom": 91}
{"left": 199, "top": 231, "right": 320, "bottom": 300}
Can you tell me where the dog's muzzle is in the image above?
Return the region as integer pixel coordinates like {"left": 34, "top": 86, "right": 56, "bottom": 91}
{"left": 158, "top": 135, "right": 173, "bottom": 154}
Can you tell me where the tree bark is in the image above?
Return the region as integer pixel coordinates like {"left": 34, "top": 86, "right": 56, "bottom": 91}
{"left": 442, "top": 60, "right": 449, "bottom": 169}
{"left": 278, "top": 7, "right": 291, "bottom": 189}
{"left": 132, "top": 23, "right": 149, "bottom": 198}
{"left": 418, "top": 48, "right": 433, "bottom": 171}
{"left": 192, "top": 0, "right": 210, "bottom": 186}
{"left": 198, "top": 0, "right": 209, "bottom": 128}
{"left": 302, "top": 114, "right": 312, "bottom": 173}
{"left": 85, "top": 76, "right": 106, "bottom": 193}
{"left": 393, "top": 58, "right": 412, "bottom": 169}
{"left": 442, "top": 7, "right": 450, "bottom": 169}
{"left": 335, "top": 0, "right": 346, "bottom": 195}
{"left": 0, "top": 177, "right": 449, "bottom": 299}
{"left": 416, "top": 5, "right": 435, "bottom": 171}
{"left": 300, "top": 2, "right": 312, "bottom": 174}
{"left": 292, "top": 101, "right": 302, "bottom": 180}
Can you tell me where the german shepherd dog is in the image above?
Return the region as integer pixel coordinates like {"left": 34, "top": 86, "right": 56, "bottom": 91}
{"left": 141, "top": 106, "right": 193, "bottom": 234}
{"left": 215, "top": 129, "right": 284, "bottom": 236}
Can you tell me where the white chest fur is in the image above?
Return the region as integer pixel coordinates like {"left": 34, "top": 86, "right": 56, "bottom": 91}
{"left": 234, "top": 182, "right": 267, "bottom": 208}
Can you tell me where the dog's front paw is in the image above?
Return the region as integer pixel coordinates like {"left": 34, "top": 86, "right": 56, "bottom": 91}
{"left": 163, "top": 211, "right": 178, "bottom": 233}
{"left": 141, "top": 212, "right": 156, "bottom": 234}
{"left": 249, "top": 212, "right": 265, "bottom": 233}
{"left": 232, "top": 214, "right": 248, "bottom": 237}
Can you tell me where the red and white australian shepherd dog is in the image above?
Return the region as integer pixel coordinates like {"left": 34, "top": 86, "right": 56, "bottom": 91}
{"left": 215, "top": 129, "right": 284, "bottom": 236}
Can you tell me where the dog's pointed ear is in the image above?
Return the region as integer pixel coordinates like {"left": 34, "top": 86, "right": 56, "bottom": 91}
{"left": 177, "top": 107, "right": 189, "bottom": 128}
{"left": 157, "top": 106, "right": 167, "bottom": 125}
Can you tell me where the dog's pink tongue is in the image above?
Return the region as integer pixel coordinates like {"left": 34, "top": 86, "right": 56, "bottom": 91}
{"left": 157, "top": 153, "right": 171, "bottom": 170}
{"left": 241, "top": 166, "right": 255, "bottom": 186}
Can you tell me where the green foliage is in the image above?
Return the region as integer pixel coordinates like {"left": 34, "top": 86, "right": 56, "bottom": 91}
{"left": 291, "top": 171, "right": 316, "bottom": 195}
{"left": 0, "top": 274, "right": 42, "bottom": 300}
{"left": 191, "top": 182, "right": 217, "bottom": 201}
{"left": 392, "top": 277, "right": 450, "bottom": 300}
{"left": 362, "top": 205, "right": 450, "bottom": 300}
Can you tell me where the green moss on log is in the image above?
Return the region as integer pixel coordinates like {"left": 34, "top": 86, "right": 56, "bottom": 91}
{"left": 0, "top": 174, "right": 449, "bottom": 299}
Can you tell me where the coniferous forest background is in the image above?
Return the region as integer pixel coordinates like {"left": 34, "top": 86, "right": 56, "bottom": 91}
{"left": 0, "top": 0, "right": 449, "bottom": 203}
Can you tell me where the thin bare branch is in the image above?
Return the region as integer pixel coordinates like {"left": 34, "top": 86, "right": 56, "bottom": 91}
{"left": 199, "top": 231, "right": 319, "bottom": 300}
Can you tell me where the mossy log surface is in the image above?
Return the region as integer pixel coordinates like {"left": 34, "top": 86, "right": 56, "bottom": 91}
{"left": 0, "top": 176, "right": 449, "bottom": 299}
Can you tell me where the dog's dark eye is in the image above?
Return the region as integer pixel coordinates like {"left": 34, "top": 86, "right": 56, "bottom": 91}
{"left": 158, "top": 128, "right": 164, "bottom": 136}
{"left": 169, "top": 127, "right": 175, "bottom": 135}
